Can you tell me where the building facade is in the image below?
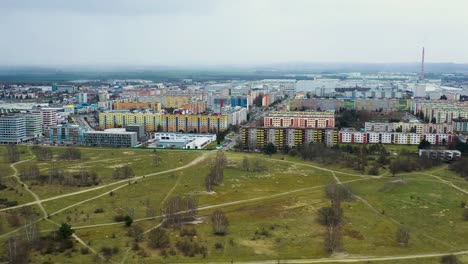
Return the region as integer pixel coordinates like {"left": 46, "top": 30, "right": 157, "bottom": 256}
{"left": 0, "top": 115, "right": 27, "bottom": 144}
{"left": 99, "top": 112, "right": 229, "bottom": 133}
{"left": 241, "top": 127, "right": 337, "bottom": 149}
{"left": 84, "top": 131, "right": 137, "bottom": 147}
{"left": 453, "top": 118, "right": 468, "bottom": 133}
{"left": 24, "top": 111, "right": 43, "bottom": 138}
{"left": 46, "top": 124, "right": 87, "bottom": 144}
{"left": 338, "top": 129, "right": 453, "bottom": 145}
{"left": 113, "top": 101, "right": 162, "bottom": 112}
{"left": 264, "top": 112, "right": 335, "bottom": 129}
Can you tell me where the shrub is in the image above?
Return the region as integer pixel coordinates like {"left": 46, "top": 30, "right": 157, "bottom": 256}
{"left": 214, "top": 242, "right": 223, "bottom": 249}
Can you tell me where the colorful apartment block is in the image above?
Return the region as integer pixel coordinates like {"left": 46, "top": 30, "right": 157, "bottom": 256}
{"left": 241, "top": 127, "right": 337, "bottom": 149}
{"left": 113, "top": 101, "right": 161, "bottom": 112}
{"left": 99, "top": 112, "right": 228, "bottom": 133}
{"left": 264, "top": 111, "right": 335, "bottom": 129}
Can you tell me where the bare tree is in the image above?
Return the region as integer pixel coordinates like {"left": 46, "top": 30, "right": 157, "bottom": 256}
{"left": 113, "top": 165, "right": 135, "bottom": 179}
{"left": 397, "top": 226, "right": 410, "bottom": 247}
{"left": 153, "top": 154, "right": 162, "bottom": 166}
{"left": 242, "top": 156, "right": 250, "bottom": 171}
{"left": 161, "top": 196, "right": 198, "bottom": 228}
{"left": 22, "top": 220, "right": 39, "bottom": 243}
{"left": 324, "top": 225, "right": 343, "bottom": 254}
{"left": 211, "top": 210, "right": 229, "bottom": 235}
{"left": 5, "top": 144, "right": 19, "bottom": 163}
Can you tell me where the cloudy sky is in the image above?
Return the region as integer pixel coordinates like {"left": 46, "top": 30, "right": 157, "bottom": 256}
{"left": 1, "top": 0, "right": 467, "bottom": 66}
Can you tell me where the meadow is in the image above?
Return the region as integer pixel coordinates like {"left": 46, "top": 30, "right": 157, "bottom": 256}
{"left": 0, "top": 145, "right": 467, "bottom": 264}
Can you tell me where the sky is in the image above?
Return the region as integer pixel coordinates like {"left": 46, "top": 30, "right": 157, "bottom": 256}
{"left": 1, "top": 0, "right": 468, "bottom": 66}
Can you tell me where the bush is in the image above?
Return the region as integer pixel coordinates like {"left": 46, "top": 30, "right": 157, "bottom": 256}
{"left": 148, "top": 228, "right": 170, "bottom": 249}
{"left": 175, "top": 239, "right": 206, "bottom": 257}
{"left": 180, "top": 228, "right": 197, "bottom": 237}
{"left": 214, "top": 242, "right": 223, "bottom": 249}
{"left": 80, "top": 247, "right": 89, "bottom": 255}
{"left": 94, "top": 208, "right": 104, "bottom": 214}
{"left": 440, "top": 254, "right": 460, "bottom": 264}
{"left": 464, "top": 208, "right": 468, "bottom": 221}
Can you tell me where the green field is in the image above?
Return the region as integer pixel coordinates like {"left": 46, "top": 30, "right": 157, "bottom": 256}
{"left": 0, "top": 146, "right": 467, "bottom": 263}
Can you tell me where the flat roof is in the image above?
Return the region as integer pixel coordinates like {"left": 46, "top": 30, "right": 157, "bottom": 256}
{"left": 85, "top": 131, "right": 136, "bottom": 135}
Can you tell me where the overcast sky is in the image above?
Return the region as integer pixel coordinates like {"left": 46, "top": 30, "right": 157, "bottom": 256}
{"left": 1, "top": 0, "right": 468, "bottom": 66}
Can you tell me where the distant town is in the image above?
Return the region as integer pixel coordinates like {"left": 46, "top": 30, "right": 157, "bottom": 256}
{"left": 0, "top": 70, "right": 467, "bottom": 155}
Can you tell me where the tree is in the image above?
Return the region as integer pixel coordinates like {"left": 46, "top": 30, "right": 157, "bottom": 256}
{"left": 59, "top": 147, "right": 81, "bottom": 160}
{"left": 161, "top": 196, "right": 198, "bottom": 228}
{"left": 127, "top": 224, "right": 144, "bottom": 242}
{"left": 124, "top": 215, "right": 133, "bottom": 227}
{"left": 211, "top": 210, "right": 229, "bottom": 236}
{"left": 418, "top": 139, "right": 431, "bottom": 150}
{"left": 440, "top": 94, "right": 448, "bottom": 100}
{"left": 440, "top": 255, "right": 460, "bottom": 264}
{"left": 57, "top": 223, "right": 75, "bottom": 240}
{"left": 153, "top": 154, "right": 162, "bottom": 166}
{"left": 205, "top": 151, "right": 227, "bottom": 191}
{"left": 148, "top": 228, "right": 170, "bottom": 249}
{"left": 113, "top": 165, "right": 135, "bottom": 179}
{"left": 242, "top": 156, "right": 250, "bottom": 172}
{"left": 389, "top": 158, "right": 400, "bottom": 177}
{"left": 5, "top": 144, "right": 19, "bottom": 163}
{"left": 396, "top": 226, "right": 410, "bottom": 247}
{"left": 263, "top": 143, "right": 277, "bottom": 157}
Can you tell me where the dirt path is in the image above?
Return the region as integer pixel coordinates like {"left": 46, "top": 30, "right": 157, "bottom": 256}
{"left": 9, "top": 157, "right": 48, "bottom": 218}
{"left": 0, "top": 152, "right": 211, "bottom": 213}
{"left": 183, "top": 250, "right": 468, "bottom": 263}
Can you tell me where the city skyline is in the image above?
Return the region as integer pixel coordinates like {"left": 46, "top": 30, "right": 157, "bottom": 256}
{"left": 1, "top": 0, "right": 468, "bottom": 66}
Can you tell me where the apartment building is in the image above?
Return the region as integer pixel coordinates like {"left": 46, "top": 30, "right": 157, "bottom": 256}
{"left": 40, "top": 108, "right": 58, "bottom": 130}
{"left": 113, "top": 101, "right": 162, "bottom": 112}
{"left": 84, "top": 131, "right": 137, "bottom": 147}
{"left": 241, "top": 127, "right": 337, "bottom": 149}
{"left": 365, "top": 122, "right": 454, "bottom": 134}
{"left": 99, "top": 112, "right": 229, "bottom": 133}
{"left": 264, "top": 111, "right": 335, "bottom": 129}
{"left": 338, "top": 129, "right": 452, "bottom": 145}
{"left": 453, "top": 118, "right": 468, "bottom": 133}
{"left": 46, "top": 124, "right": 87, "bottom": 144}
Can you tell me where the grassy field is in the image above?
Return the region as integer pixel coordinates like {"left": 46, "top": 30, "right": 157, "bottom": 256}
{"left": 0, "top": 146, "right": 467, "bottom": 263}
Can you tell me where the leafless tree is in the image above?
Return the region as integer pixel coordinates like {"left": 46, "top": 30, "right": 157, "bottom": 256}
{"left": 211, "top": 210, "right": 229, "bottom": 235}
{"left": 113, "top": 165, "right": 135, "bottom": 179}
{"left": 161, "top": 196, "right": 198, "bottom": 228}
{"left": 397, "top": 226, "right": 410, "bottom": 247}
{"left": 5, "top": 144, "right": 19, "bottom": 163}
{"left": 242, "top": 156, "right": 250, "bottom": 171}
